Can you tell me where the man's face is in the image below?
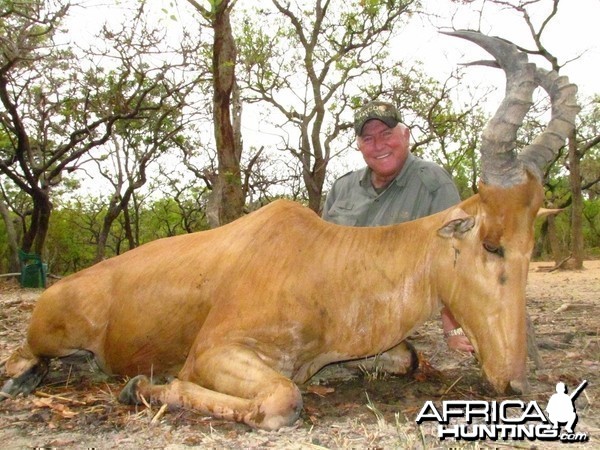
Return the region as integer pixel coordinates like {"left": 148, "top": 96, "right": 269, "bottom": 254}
{"left": 357, "top": 119, "right": 410, "bottom": 185}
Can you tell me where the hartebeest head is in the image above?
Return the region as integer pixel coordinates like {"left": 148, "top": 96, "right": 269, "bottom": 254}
{"left": 436, "top": 31, "right": 578, "bottom": 394}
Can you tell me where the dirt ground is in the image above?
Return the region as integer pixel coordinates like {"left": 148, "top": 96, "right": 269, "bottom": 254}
{"left": 0, "top": 260, "right": 598, "bottom": 449}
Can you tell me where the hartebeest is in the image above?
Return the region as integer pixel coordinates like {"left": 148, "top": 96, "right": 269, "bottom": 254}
{"left": 1, "top": 32, "right": 578, "bottom": 430}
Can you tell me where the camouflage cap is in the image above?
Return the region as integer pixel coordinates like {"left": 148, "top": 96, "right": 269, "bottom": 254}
{"left": 354, "top": 101, "right": 401, "bottom": 136}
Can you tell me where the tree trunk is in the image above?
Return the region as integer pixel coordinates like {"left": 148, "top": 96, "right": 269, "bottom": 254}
{"left": 0, "top": 198, "right": 20, "bottom": 272}
{"left": 299, "top": 119, "right": 326, "bottom": 214}
{"left": 302, "top": 153, "right": 326, "bottom": 214}
{"left": 546, "top": 215, "right": 565, "bottom": 264}
{"left": 568, "top": 129, "right": 584, "bottom": 269}
{"left": 22, "top": 188, "right": 52, "bottom": 257}
{"left": 123, "top": 206, "right": 135, "bottom": 251}
{"left": 211, "top": 0, "right": 244, "bottom": 226}
{"left": 96, "top": 206, "right": 119, "bottom": 263}
{"left": 95, "top": 193, "right": 132, "bottom": 263}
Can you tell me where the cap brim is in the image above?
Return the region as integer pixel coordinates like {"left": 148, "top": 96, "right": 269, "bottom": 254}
{"left": 356, "top": 117, "right": 399, "bottom": 136}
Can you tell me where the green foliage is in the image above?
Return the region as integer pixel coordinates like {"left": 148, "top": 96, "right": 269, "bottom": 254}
{"left": 141, "top": 196, "right": 209, "bottom": 240}
{"left": 583, "top": 198, "right": 600, "bottom": 255}
{"left": 42, "top": 193, "right": 210, "bottom": 276}
{"left": 46, "top": 204, "right": 99, "bottom": 274}
{"left": 0, "top": 219, "right": 10, "bottom": 273}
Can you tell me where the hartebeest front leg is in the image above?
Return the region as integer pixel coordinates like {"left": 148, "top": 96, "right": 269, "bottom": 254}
{"left": 119, "top": 343, "right": 303, "bottom": 431}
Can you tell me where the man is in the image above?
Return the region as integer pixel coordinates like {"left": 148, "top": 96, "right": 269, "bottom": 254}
{"left": 322, "top": 100, "right": 473, "bottom": 352}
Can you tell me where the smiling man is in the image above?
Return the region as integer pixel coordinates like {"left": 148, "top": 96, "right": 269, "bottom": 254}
{"left": 322, "top": 100, "right": 473, "bottom": 352}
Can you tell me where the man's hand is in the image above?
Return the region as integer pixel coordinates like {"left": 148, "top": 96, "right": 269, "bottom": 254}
{"left": 441, "top": 307, "right": 474, "bottom": 353}
{"left": 446, "top": 331, "right": 474, "bottom": 353}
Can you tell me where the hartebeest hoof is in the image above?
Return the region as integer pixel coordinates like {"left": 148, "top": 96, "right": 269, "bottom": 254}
{"left": 366, "top": 340, "right": 419, "bottom": 376}
{"left": 0, "top": 362, "right": 49, "bottom": 401}
{"left": 508, "top": 379, "right": 529, "bottom": 395}
{"left": 378, "top": 340, "right": 419, "bottom": 376}
{"left": 118, "top": 374, "right": 149, "bottom": 404}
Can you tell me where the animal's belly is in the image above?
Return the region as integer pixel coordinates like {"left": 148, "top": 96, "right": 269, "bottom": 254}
{"left": 101, "top": 311, "right": 206, "bottom": 377}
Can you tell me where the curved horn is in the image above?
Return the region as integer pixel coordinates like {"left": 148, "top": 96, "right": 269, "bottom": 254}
{"left": 519, "top": 69, "right": 579, "bottom": 179}
{"left": 443, "top": 30, "right": 577, "bottom": 187}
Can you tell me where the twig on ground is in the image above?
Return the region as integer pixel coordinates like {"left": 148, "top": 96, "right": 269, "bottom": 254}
{"left": 443, "top": 375, "right": 463, "bottom": 395}
{"left": 151, "top": 403, "right": 168, "bottom": 424}
{"left": 34, "top": 391, "right": 87, "bottom": 405}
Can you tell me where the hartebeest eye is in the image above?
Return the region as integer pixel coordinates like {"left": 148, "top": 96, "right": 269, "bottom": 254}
{"left": 483, "top": 241, "right": 504, "bottom": 257}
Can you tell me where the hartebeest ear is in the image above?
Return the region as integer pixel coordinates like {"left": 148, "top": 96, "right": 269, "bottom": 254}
{"left": 437, "top": 208, "right": 475, "bottom": 239}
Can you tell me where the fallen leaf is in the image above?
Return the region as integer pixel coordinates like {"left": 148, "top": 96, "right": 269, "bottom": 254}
{"left": 414, "top": 372, "right": 428, "bottom": 382}
{"left": 306, "top": 385, "right": 335, "bottom": 397}
{"left": 581, "top": 360, "right": 598, "bottom": 367}
{"left": 554, "top": 303, "right": 570, "bottom": 313}
{"left": 31, "top": 396, "right": 78, "bottom": 418}
{"left": 338, "top": 402, "right": 361, "bottom": 411}
{"left": 52, "top": 403, "right": 78, "bottom": 419}
{"left": 414, "top": 352, "right": 442, "bottom": 382}
{"left": 303, "top": 405, "right": 320, "bottom": 415}
{"left": 32, "top": 397, "right": 53, "bottom": 408}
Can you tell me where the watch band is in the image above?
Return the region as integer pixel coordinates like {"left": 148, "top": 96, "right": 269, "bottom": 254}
{"left": 444, "top": 327, "right": 465, "bottom": 338}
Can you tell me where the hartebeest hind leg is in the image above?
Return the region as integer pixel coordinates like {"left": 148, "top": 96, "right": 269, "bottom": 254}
{"left": 1, "top": 344, "right": 49, "bottom": 400}
{"left": 119, "top": 344, "right": 303, "bottom": 430}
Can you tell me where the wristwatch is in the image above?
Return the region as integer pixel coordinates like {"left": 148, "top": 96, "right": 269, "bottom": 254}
{"left": 444, "top": 327, "right": 465, "bottom": 338}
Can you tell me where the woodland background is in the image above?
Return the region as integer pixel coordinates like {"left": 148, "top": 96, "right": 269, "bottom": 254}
{"left": 1, "top": 0, "right": 599, "bottom": 277}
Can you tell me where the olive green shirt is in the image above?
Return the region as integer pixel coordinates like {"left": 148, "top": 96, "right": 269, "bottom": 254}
{"left": 322, "top": 153, "right": 460, "bottom": 226}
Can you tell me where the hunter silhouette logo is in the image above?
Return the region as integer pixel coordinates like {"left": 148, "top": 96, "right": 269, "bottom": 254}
{"left": 546, "top": 380, "right": 587, "bottom": 434}
{"left": 415, "top": 380, "right": 589, "bottom": 442}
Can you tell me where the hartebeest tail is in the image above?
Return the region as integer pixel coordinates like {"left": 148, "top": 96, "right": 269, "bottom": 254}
{"left": 1, "top": 32, "right": 578, "bottom": 430}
